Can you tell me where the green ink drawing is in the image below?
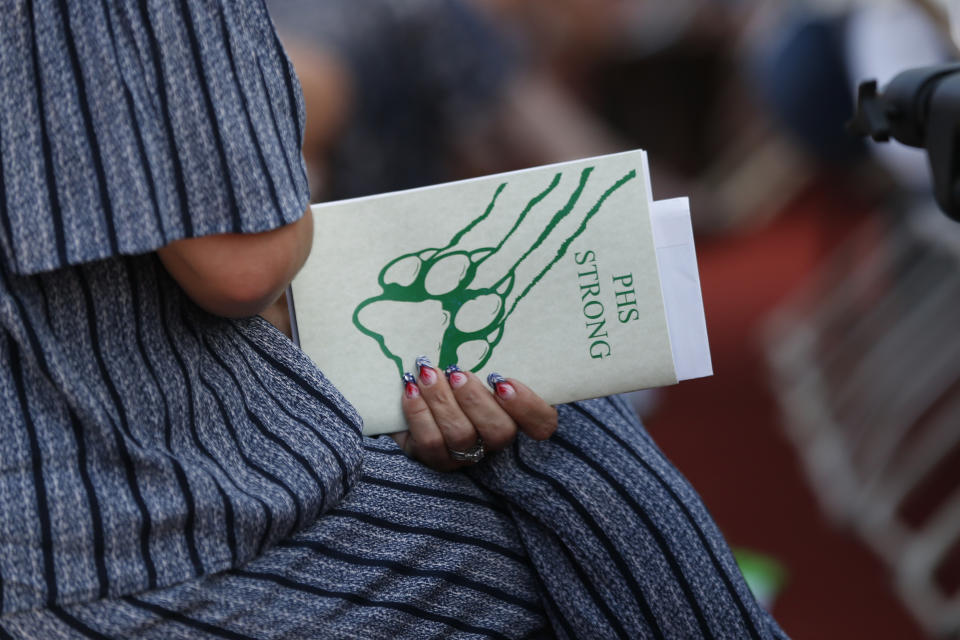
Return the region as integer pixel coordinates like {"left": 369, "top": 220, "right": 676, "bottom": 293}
{"left": 353, "top": 165, "right": 637, "bottom": 375}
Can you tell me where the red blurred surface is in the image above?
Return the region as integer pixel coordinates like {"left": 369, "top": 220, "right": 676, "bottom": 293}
{"left": 645, "top": 185, "right": 929, "bottom": 640}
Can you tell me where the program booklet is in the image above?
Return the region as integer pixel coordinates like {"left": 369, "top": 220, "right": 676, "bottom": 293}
{"left": 290, "top": 150, "right": 712, "bottom": 435}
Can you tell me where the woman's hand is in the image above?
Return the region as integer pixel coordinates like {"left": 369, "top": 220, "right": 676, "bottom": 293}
{"left": 391, "top": 357, "right": 558, "bottom": 471}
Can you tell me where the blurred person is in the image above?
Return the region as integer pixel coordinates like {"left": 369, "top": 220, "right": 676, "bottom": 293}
{"left": 268, "top": 0, "right": 627, "bottom": 200}
{"left": 269, "top": 0, "right": 517, "bottom": 198}
{"left": 743, "top": 0, "right": 956, "bottom": 193}
{"left": 844, "top": 0, "right": 954, "bottom": 191}
{"left": 0, "top": 2, "right": 792, "bottom": 639}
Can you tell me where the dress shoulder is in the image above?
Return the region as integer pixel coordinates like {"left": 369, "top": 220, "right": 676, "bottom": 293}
{"left": 0, "top": 0, "right": 309, "bottom": 276}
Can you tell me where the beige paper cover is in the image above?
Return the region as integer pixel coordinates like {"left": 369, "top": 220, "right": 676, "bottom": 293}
{"left": 292, "top": 150, "right": 677, "bottom": 435}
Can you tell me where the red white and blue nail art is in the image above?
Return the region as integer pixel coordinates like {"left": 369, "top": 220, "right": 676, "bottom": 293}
{"left": 416, "top": 356, "right": 438, "bottom": 386}
{"left": 403, "top": 372, "right": 419, "bottom": 398}
{"left": 486, "top": 372, "right": 515, "bottom": 399}
{"left": 445, "top": 364, "right": 467, "bottom": 388}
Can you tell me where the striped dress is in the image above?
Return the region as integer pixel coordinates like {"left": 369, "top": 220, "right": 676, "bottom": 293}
{"left": 0, "top": 2, "right": 788, "bottom": 638}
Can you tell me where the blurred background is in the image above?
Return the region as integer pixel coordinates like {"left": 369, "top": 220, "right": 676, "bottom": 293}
{"left": 267, "top": 0, "right": 960, "bottom": 637}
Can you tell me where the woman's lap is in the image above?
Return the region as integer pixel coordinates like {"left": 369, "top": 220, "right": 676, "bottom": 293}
{"left": 0, "top": 446, "right": 545, "bottom": 639}
{"left": 470, "top": 396, "right": 784, "bottom": 639}
{"left": 0, "top": 397, "right": 786, "bottom": 639}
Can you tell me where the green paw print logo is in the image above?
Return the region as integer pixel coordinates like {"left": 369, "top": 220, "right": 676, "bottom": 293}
{"left": 353, "top": 165, "right": 637, "bottom": 375}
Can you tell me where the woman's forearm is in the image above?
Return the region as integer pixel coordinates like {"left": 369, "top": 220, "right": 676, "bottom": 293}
{"left": 157, "top": 207, "right": 314, "bottom": 318}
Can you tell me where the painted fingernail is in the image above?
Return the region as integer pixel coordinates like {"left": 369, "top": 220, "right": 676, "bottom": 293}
{"left": 486, "top": 373, "right": 515, "bottom": 400}
{"left": 416, "top": 355, "right": 438, "bottom": 386}
{"left": 403, "top": 372, "right": 420, "bottom": 399}
{"left": 445, "top": 364, "right": 468, "bottom": 389}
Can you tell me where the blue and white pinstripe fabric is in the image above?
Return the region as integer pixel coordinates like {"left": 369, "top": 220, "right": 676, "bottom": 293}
{"left": 0, "top": 2, "right": 789, "bottom": 638}
{"left": 0, "top": 0, "right": 307, "bottom": 276}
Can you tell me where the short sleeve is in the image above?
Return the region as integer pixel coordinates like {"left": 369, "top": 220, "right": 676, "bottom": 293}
{"left": 0, "top": 0, "right": 309, "bottom": 276}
